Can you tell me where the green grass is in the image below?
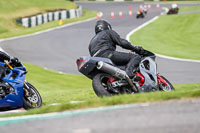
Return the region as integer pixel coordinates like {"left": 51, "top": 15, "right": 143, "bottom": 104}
{"left": 0, "top": 0, "right": 77, "bottom": 13}
{"left": 179, "top": 6, "right": 200, "bottom": 12}
{"left": 0, "top": 0, "right": 96, "bottom": 38}
{"left": 172, "top": 0, "right": 200, "bottom": 1}
{"left": 24, "top": 64, "right": 94, "bottom": 105}
{"left": 1, "top": 63, "right": 200, "bottom": 117}
{"left": 130, "top": 13, "right": 200, "bottom": 60}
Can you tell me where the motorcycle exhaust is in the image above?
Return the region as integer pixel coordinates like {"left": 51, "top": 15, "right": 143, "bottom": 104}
{"left": 97, "top": 61, "right": 138, "bottom": 92}
{"left": 97, "top": 61, "right": 127, "bottom": 79}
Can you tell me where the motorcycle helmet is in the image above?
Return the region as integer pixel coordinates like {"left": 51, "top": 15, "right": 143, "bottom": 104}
{"left": 95, "top": 20, "right": 112, "bottom": 34}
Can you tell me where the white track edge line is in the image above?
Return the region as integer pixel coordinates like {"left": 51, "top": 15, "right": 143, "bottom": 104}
{"left": 0, "top": 103, "right": 149, "bottom": 122}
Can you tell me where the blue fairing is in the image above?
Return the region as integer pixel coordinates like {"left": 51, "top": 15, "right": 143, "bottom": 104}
{"left": 0, "top": 62, "right": 26, "bottom": 108}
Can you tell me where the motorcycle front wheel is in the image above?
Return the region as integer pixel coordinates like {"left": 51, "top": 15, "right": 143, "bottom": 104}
{"left": 23, "top": 82, "right": 42, "bottom": 109}
{"left": 159, "top": 75, "right": 175, "bottom": 91}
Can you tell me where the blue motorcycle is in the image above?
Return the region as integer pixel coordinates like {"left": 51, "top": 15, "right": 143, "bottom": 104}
{"left": 0, "top": 60, "right": 42, "bottom": 110}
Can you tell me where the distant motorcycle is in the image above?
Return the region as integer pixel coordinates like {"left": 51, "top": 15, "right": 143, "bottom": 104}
{"left": 0, "top": 60, "right": 42, "bottom": 110}
{"left": 136, "top": 10, "right": 145, "bottom": 18}
{"left": 167, "top": 7, "right": 179, "bottom": 15}
{"left": 76, "top": 50, "right": 174, "bottom": 97}
{"left": 136, "top": 9, "right": 148, "bottom": 19}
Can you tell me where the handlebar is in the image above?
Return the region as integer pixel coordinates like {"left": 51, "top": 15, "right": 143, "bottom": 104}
{"left": 129, "top": 49, "right": 156, "bottom": 59}
{"left": 141, "top": 49, "right": 155, "bottom": 57}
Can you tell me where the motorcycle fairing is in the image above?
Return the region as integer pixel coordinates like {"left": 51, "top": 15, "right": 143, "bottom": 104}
{"left": 138, "top": 57, "right": 159, "bottom": 92}
{"left": 0, "top": 62, "right": 26, "bottom": 108}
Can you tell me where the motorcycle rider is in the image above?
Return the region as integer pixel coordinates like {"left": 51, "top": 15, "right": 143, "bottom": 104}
{"left": 0, "top": 51, "right": 20, "bottom": 78}
{"left": 167, "top": 2, "right": 179, "bottom": 15}
{"left": 88, "top": 20, "right": 145, "bottom": 81}
{"left": 171, "top": 2, "right": 178, "bottom": 9}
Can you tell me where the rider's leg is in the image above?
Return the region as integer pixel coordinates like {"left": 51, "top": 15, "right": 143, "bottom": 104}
{"left": 109, "top": 51, "right": 142, "bottom": 78}
{"left": 125, "top": 54, "right": 141, "bottom": 79}
{"left": 109, "top": 51, "right": 132, "bottom": 65}
{"left": 109, "top": 51, "right": 140, "bottom": 92}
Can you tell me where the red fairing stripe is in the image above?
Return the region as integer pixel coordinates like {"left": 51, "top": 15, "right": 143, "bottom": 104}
{"left": 108, "top": 77, "right": 115, "bottom": 82}
{"left": 136, "top": 72, "right": 145, "bottom": 86}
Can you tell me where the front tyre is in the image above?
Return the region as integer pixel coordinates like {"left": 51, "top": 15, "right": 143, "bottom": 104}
{"left": 92, "top": 73, "right": 112, "bottom": 97}
{"left": 158, "top": 75, "right": 175, "bottom": 91}
{"left": 23, "top": 82, "right": 42, "bottom": 109}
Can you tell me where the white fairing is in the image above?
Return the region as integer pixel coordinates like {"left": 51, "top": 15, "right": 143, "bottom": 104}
{"left": 139, "top": 57, "right": 158, "bottom": 91}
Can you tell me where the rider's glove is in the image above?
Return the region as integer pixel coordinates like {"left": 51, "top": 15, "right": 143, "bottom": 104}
{"left": 134, "top": 46, "right": 145, "bottom": 55}
{"left": 10, "top": 57, "right": 20, "bottom": 65}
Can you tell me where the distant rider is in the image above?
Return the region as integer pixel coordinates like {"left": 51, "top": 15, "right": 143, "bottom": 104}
{"left": 88, "top": 20, "right": 145, "bottom": 80}
{"left": 171, "top": 2, "right": 178, "bottom": 9}
{"left": 143, "top": 5, "right": 148, "bottom": 14}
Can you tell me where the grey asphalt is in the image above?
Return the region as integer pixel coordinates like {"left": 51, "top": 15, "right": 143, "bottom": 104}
{"left": 0, "top": 2, "right": 200, "bottom": 84}
{"left": 1, "top": 99, "right": 200, "bottom": 133}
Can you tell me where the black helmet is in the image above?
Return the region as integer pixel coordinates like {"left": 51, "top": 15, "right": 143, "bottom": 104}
{"left": 95, "top": 20, "right": 112, "bottom": 34}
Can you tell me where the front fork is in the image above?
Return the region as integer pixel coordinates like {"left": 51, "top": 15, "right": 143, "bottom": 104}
{"left": 24, "top": 81, "right": 29, "bottom": 97}
{"left": 24, "top": 81, "right": 34, "bottom": 97}
{"left": 157, "top": 74, "right": 167, "bottom": 86}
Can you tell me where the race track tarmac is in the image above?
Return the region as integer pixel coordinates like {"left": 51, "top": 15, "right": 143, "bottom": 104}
{"left": 1, "top": 98, "right": 200, "bottom": 133}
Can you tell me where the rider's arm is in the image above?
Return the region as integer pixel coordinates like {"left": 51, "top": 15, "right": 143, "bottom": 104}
{"left": 0, "top": 51, "right": 10, "bottom": 61}
{"left": 109, "top": 30, "right": 138, "bottom": 51}
{"left": 0, "top": 51, "right": 20, "bottom": 67}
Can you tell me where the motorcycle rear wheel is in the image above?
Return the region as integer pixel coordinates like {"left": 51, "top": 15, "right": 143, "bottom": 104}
{"left": 92, "top": 73, "right": 113, "bottom": 97}
{"left": 23, "top": 82, "right": 42, "bottom": 109}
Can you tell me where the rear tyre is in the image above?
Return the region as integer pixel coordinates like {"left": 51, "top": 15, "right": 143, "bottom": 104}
{"left": 23, "top": 82, "right": 42, "bottom": 109}
{"left": 159, "top": 75, "right": 175, "bottom": 91}
{"left": 92, "top": 73, "right": 112, "bottom": 97}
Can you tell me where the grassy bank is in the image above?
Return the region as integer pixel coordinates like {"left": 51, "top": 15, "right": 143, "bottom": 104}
{"left": 166, "top": 0, "right": 200, "bottom": 1}
{"left": 0, "top": 0, "right": 96, "bottom": 38}
{"left": 130, "top": 13, "right": 200, "bottom": 60}
{"left": 1, "top": 63, "right": 200, "bottom": 117}
{"left": 179, "top": 6, "right": 200, "bottom": 12}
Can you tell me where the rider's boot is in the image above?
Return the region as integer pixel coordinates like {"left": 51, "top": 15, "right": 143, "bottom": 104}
{"left": 125, "top": 55, "right": 142, "bottom": 92}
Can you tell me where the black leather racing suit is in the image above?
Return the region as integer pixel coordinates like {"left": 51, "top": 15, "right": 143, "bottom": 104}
{"left": 0, "top": 51, "right": 10, "bottom": 62}
{"left": 0, "top": 51, "right": 11, "bottom": 78}
{"left": 88, "top": 29, "right": 141, "bottom": 78}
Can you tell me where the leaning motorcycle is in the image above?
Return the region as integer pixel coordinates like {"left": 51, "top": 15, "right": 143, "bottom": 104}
{"left": 76, "top": 50, "right": 174, "bottom": 97}
{"left": 136, "top": 10, "right": 145, "bottom": 19}
{"left": 167, "top": 7, "right": 179, "bottom": 15}
{"left": 0, "top": 60, "right": 42, "bottom": 110}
